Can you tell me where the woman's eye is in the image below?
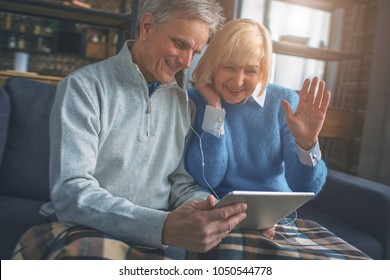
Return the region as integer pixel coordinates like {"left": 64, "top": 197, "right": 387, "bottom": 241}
{"left": 247, "top": 70, "right": 258, "bottom": 75}
{"left": 246, "top": 67, "right": 259, "bottom": 75}
{"left": 223, "top": 65, "right": 235, "bottom": 71}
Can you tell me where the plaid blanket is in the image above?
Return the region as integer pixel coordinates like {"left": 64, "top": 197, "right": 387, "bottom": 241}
{"left": 11, "top": 218, "right": 370, "bottom": 260}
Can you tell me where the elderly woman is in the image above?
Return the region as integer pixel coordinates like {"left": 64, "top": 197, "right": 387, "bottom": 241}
{"left": 186, "top": 18, "right": 330, "bottom": 199}
{"left": 184, "top": 19, "right": 370, "bottom": 259}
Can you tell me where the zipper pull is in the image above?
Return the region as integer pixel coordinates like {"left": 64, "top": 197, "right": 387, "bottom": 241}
{"left": 147, "top": 98, "right": 152, "bottom": 114}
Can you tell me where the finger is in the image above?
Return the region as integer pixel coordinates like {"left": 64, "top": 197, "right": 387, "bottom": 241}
{"left": 208, "top": 226, "right": 231, "bottom": 241}
{"left": 226, "top": 211, "right": 247, "bottom": 231}
{"left": 194, "top": 195, "right": 217, "bottom": 210}
{"left": 281, "top": 99, "right": 293, "bottom": 120}
{"left": 307, "top": 76, "right": 319, "bottom": 104}
{"left": 299, "top": 78, "right": 311, "bottom": 103}
{"left": 261, "top": 226, "right": 276, "bottom": 239}
{"left": 314, "top": 80, "right": 326, "bottom": 107}
{"left": 195, "top": 83, "right": 221, "bottom": 108}
{"left": 208, "top": 203, "right": 247, "bottom": 221}
{"left": 207, "top": 194, "right": 218, "bottom": 207}
{"left": 200, "top": 238, "right": 223, "bottom": 253}
{"left": 188, "top": 235, "right": 223, "bottom": 253}
{"left": 210, "top": 213, "right": 247, "bottom": 238}
{"left": 320, "top": 91, "right": 331, "bottom": 113}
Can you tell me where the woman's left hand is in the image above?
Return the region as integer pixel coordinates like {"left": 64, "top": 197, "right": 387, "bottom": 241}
{"left": 260, "top": 226, "right": 276, "bottom": 239}
{"left": 281, "top": 76, "right": 331, "bottom": 150}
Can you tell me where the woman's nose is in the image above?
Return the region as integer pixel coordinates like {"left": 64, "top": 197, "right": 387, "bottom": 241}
{"left": 231, "top": 71, "right": 245, "bottom": 87}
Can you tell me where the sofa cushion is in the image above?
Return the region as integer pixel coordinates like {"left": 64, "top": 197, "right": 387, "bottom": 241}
{"left": 298, "top": 205, "right": 383, "bottom": 260}
{"left": 0, "top": 86, "right": 10, "bottom": 167}
{"left": 0, "top": 195, "right": 47, "bottom": 259}
{"left": 0, "top": 78, "right": 56, "bottom": 201}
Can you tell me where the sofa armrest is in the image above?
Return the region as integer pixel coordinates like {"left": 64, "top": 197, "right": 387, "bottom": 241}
{"left": 308, "top": 169, "right": 390, "bottom": 259}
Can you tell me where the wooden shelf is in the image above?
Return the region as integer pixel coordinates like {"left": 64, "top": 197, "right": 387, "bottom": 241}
{"left": 272, "top": 41, "right": 359, "bottom": 61}
{"left": 0, "top": 0, "right": 131, "bottom": 28}
{"left": 273, "top": 0, "right": 369, "bottom": 11}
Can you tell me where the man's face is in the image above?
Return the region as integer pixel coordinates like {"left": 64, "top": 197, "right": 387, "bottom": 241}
{"left": 138, "top": 14, "right": 209, "bottom": 83}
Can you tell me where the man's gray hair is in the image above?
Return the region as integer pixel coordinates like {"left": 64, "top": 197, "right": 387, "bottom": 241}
{"left": 138, "top": 0, "right": 225, "bottom": 37}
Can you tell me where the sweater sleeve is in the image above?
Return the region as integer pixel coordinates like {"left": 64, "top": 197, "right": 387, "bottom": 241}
{"left": 280, "top": 89, "right": 327, "bottom": 195}
{"left": 185, "top": 89, "right": 228, "bottom": 193}
{"left": 49, "top": 76, "right": 168, "bottom": 248}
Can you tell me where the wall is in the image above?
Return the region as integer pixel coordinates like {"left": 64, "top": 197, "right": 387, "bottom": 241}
{"left": 358, "top": 0, "right": 390, "bottom": 185}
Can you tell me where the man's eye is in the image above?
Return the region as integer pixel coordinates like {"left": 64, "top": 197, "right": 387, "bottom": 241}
{"left": 173, "top": 40, "right": 185, "bottom": 50}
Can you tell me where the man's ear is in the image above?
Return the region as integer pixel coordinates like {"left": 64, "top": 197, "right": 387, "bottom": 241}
{"left": 139, "top": 13, "right": 155, "bottom": 40}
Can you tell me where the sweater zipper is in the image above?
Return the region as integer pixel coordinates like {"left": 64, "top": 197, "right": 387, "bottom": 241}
{"left": 145, "top": 82, "right": 174, "bottom": 114}
{"left": 147, "top": 98, "right": 152, "bottom": 114}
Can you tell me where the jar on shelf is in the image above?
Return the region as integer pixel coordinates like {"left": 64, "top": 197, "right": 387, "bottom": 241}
{"left": 33, "top": 24, "right": 42, "bottom": 35}
{"left": 8, "top": 34, "right": 16, "bottom": 48}
{"left": 91, "top": 33, "right": 99, "bottom": 43}
{"left": 19, "top": 22, "right": 26, "bottom": 33}
{"left": 17, "top": 35, "right": 25, "bottom": 49}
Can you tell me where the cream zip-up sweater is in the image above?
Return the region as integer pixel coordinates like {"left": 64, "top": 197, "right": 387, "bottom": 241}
{"left": 40, "top": 41, "right": 210, "bottom": 248}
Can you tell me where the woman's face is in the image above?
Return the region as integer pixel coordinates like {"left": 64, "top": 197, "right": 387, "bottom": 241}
{"left": 213, "top": 59, "right": 261, "bottom": 104}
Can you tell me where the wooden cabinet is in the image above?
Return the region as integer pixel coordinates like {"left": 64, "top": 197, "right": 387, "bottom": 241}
{"left": 84, "top": 27, "right": 126, "bottom": 59}
{"left": 0, "top": 0, "right": 140, "bottom": 57}
{"left": 0, "top": 0, "right": 135, "bottom": 29}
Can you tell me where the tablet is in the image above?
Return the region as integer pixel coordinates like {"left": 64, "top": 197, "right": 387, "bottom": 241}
{"left": 214, "top": 190, "right": 315, "bottom": 230}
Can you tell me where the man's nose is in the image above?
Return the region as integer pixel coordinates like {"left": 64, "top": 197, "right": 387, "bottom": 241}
{"left": 179, "top": 50, "right": 193, "bottom": 69}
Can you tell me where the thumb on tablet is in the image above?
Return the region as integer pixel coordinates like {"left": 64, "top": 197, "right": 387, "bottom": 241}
{"left": 194, "top": 194, "right": 217, "bottom": 210}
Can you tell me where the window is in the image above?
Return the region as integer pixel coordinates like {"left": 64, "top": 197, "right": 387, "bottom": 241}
{"left": 241, "top": 0, "right": 332, "bottom": 90}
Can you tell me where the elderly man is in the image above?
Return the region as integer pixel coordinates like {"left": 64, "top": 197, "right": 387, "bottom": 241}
{"left": 12, "top": 0, "right": 248, "bottom": 259}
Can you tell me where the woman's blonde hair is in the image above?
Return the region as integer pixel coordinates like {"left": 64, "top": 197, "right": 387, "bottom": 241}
{"left": 194, "top": 18, "right": 272, "bottom": 96}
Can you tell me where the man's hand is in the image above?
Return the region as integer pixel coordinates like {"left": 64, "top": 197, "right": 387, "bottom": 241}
{"left": 162, "top": 195, "right": 247, "bottom": 252}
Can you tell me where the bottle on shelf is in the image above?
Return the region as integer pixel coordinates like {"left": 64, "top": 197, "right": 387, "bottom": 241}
{"left": 4, "top": 14, "right": 11, "bottom": 30}
{"left": 37, "top": 37, "right": 44, "bottom": 52}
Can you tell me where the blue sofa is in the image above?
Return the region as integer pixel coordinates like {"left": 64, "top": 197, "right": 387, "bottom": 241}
{"left": 1, "top": 77, "right": 389, "bottom": 260}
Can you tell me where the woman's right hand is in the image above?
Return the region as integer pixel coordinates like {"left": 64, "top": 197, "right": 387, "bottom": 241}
{"left": 196, "top": 80, "right": 222, "bottom": 110}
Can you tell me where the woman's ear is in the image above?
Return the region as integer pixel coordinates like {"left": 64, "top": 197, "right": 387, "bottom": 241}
{"left": 139, "top": 13, "right": 155, "bottom": 41}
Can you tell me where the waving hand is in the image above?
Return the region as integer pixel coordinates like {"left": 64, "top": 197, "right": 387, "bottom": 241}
{"left": 281, "top": 77, "right": 331, "bottom": 150}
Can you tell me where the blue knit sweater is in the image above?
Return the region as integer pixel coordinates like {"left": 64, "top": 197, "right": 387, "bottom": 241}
{"left": 186, "top": 84, "right": 327, "bottom": 198}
